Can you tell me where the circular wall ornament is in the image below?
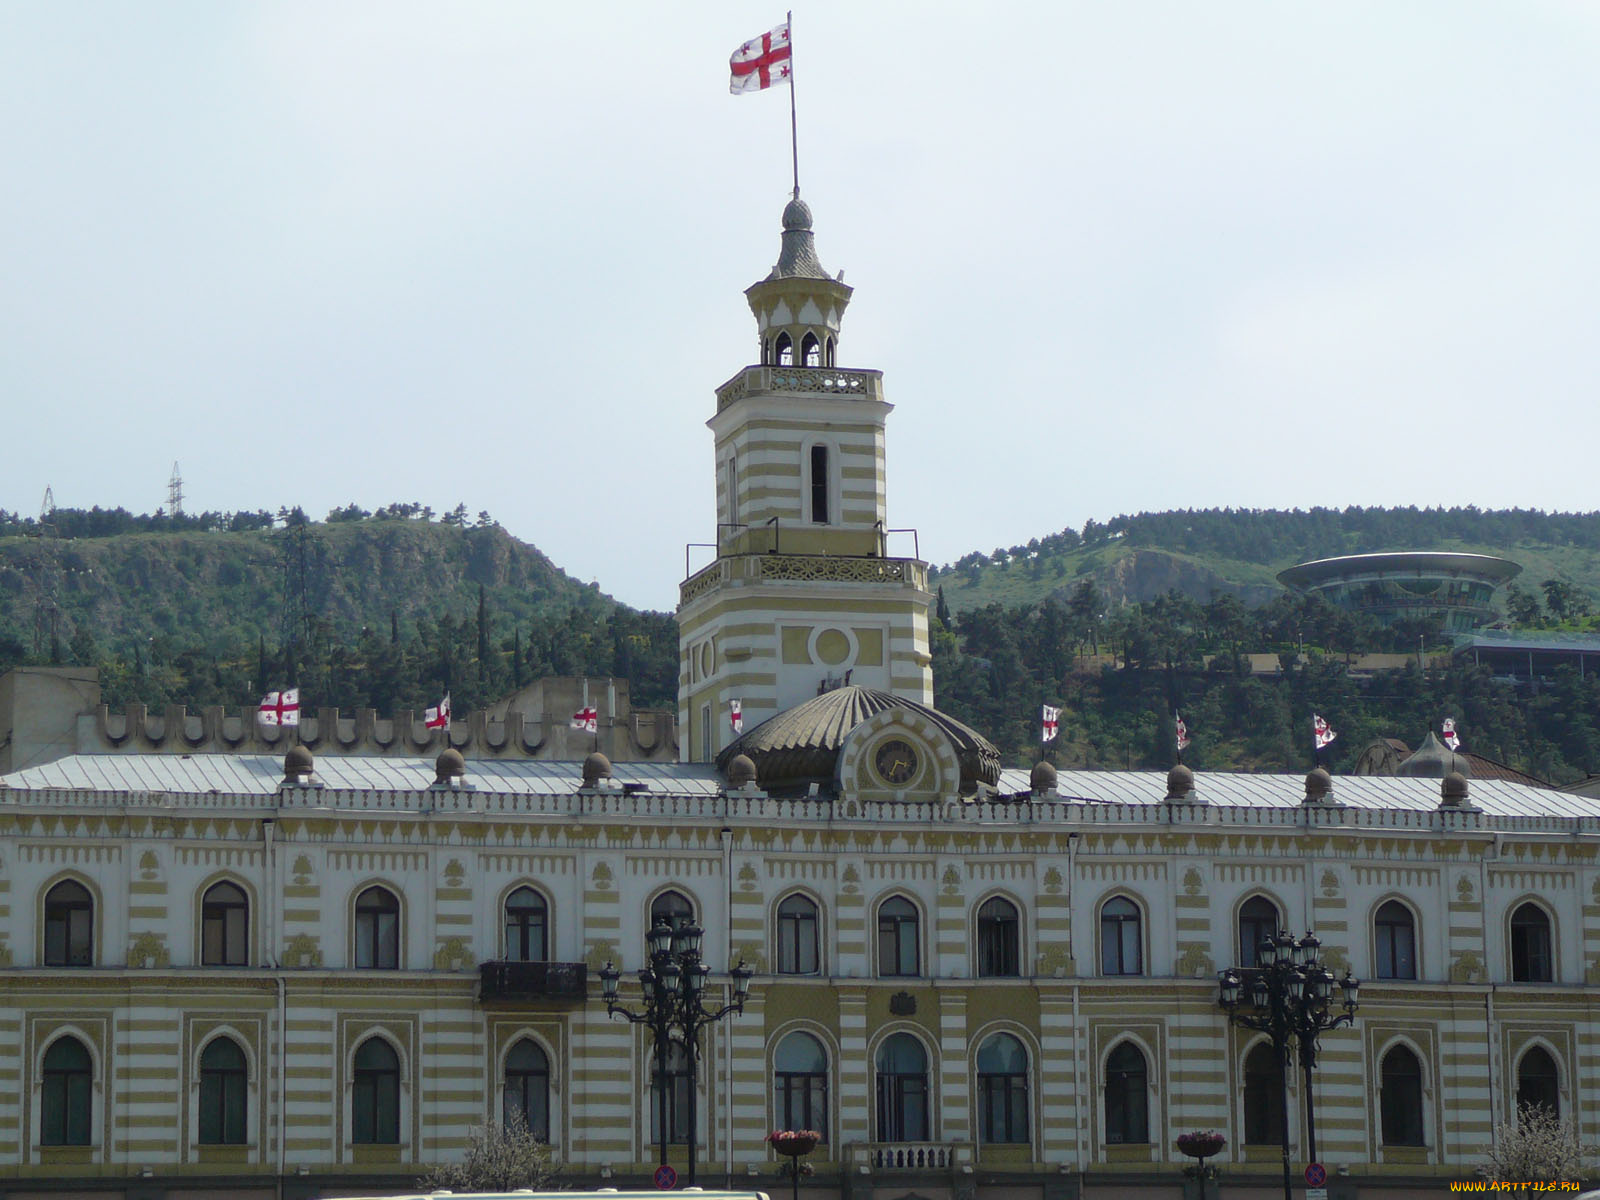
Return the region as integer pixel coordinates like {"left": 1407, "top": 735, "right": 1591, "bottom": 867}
{"left": 874, "top": 738, "right": 919, "bottom": 786}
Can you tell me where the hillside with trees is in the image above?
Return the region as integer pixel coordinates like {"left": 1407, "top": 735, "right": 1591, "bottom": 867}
{"left": 0, "top": 504, "right": 679, "bottom": 714}
{"left": 932, "top": 505, "right": 1600, "bottom": 614}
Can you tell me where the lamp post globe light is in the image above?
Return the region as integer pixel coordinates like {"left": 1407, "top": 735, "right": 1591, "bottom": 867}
{"left": 598, "top": 920, "right": 753, "bottom": 1184}
{"left": 1218, "top": 930, "right": 1359, "bottom": 1200}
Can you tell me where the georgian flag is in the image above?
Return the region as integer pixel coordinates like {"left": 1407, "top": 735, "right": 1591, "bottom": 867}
{"left": 258, "top": 688, "right": 300, "bottom": 727}
{"left": 572, "top": 706, "right": 598, "bottom": 733}
{"left": 1441, "top": 717, "right": 1461, "bottom": 751}
{"left": 1313, "top": 713, "right": 1337, "bottom": 750}
{"left": 424, "top": 694, "right": 451, "bottom": 731}
{"left": 1175, "top": 713, "right": 1190, "bottom": 753}
{"left": 730, "top": 22, "right": 792, "bottom": 93}
{"left": 730, "top": 698, "right": 744, "bottom": 734}
{"left": 1041, "top": 705, "right": 1061, "bottom": 743}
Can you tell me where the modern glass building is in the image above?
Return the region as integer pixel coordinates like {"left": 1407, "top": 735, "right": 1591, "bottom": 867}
{"left": 1277, "top": 551, "right": 1521, "bottom": 632}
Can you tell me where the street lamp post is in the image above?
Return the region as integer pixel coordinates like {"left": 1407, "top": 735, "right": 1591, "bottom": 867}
{"left": 599, "top": 920, "right": 753, "bottom": 1184}
{"left": 1219, "top": 931, "right": 1359, "bottom": 1200}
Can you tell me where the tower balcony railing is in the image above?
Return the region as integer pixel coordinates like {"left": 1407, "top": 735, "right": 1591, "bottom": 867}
{"left": 716, "top": 364, "right": 884, "bottom": 412}
{"left": 680, "top": 552, "right": 928, "bottom": 606}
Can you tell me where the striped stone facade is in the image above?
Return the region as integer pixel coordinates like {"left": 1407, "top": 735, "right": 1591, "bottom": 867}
{"left": 0, "top": 767, "right": 1594, "bottom": 1197}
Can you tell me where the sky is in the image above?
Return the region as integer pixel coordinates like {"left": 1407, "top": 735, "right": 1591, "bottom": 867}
{"left": 5, "top": 3, "right": 1599, "bottom": 612}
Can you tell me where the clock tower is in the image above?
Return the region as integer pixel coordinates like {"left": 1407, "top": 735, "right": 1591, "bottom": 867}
{"left": 677, "top": 197, "right": 933, "bottom": 762}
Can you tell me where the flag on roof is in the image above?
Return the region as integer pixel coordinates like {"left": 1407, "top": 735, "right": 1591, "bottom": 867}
{"left": 1041, "top": 704, "right": 1060, "bottom": 743}
{"left": 1175, "top": 713, "right": 1190, "bottom": 753}
{"left": 730, "top": 21, "right": 792, "bottom": 93}
{"left": 424, "top": 694, "right": 451, "bottom": 731}
{"left": 730, "top": 698, "right": 744, "bottom": 734}
{"left": 1441, "top": 716, "right": 1461, "bottom": 751}
{"left": 572, "top": 705, "right": 598, "bottom": 733}
{"left": 258, "top": 688, "right": 300, "bottom": 727}
{"left": 1313, "top": 713, "right": 1337, "bottom": 750}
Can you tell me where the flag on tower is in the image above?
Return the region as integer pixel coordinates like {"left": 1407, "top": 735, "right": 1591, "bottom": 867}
{"left": 730, "top": 21, "right": 792, "bottom": 93}
{"left": 1041, "top": 705, "right": 1061, "bottom": 743}
{"left": 1441, "top": 716, "right": 1461, "bottom": 751}
{"left": 424, "top": 694, "right": 451, "bottom": 731}
{"left": 1175, "top": 713, "right": 1190, "bottom": 753}
{"left": 572, "top": 706, "right": 598, "bottom": 733}
{"left": 1313, "top": 713, "right": 1337, "bottom": 750}
{"left": 730, "top": 699, "right": 744, "bottom": 734}
{"left": 257, "top": 688, "right": 300, "bottom": 727}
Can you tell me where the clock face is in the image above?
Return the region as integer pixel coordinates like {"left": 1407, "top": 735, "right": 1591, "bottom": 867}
{"left": 874, "top": 738, "right": 919, "bottom": 786}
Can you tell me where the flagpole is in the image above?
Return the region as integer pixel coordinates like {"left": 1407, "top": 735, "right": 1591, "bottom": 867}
{"left": 787, "top": 9, "right": 800, "bottom": 198}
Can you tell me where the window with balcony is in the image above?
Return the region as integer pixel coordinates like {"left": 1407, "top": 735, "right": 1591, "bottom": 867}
{"left": 874, "top": 1033, "right": 928, "bottom": 1142}
{"left": 503, "top": 1038, "right": 550, "bottom": 1139}
{"left": 777, "top": 894, "right": 820, "bottom": 975}
{"left": 876, "top": 896, "right": 920, "bottom": 977}
{"left": 354, "top": 886, "right": 401, "bottom": 969}
{"left": 199, "top": 1037, "right": 248, "bottom": 1145}
{"left": 43, "top": 880, "right": 93, "bottom": 967}
{"left": 352, "top": 1038, "right": 400, "bottom": 1145}
{"left": 977, "top": 897, "right": 1020, "bottom": 978}
{"left": 773, "top": 1031, "right": 828, "bottom": 1139}
{"left": 201, "top": 882, "right": 249, "bottom": 966}
{"left": 976, "top": 1033, "right": 1029, "bottom": 1145}
{"left": 504, "top": 887, "right": 548, "bottom": 962}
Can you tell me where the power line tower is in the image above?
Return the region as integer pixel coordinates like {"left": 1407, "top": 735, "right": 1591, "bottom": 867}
{"left": 167, "top": 462, "right": 184, "bottom": 517}
{"left": 40, "top": 486, "right": 54, "bottom": 521}
{"left": 30, "top": 488, "right": 60, "bottom": 658}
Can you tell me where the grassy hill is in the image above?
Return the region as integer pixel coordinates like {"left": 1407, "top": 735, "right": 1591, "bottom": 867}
{"left": 932, "top": 507, "right": 1600, "bottom": 616}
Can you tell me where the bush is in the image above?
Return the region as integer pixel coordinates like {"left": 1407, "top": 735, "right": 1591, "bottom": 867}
{"left": 418, "top": 1113, "right": 555, "bottom": 1192}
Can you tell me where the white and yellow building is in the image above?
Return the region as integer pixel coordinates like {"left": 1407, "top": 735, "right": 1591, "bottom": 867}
{"left": 0, "top": 201, "right": 1595, "bottom": 1200}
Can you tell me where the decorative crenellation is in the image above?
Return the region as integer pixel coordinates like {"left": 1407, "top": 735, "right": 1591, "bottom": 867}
{"left": 84, "top": 700, "right": 677, "bottom": 762}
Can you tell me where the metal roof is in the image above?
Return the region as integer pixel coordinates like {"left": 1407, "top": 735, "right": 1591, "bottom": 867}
{"left": 996, "top": 768, "right": 1600, "bottom": 819}
{"left": 1, "top": 754, "right": 726, "bottom": 798}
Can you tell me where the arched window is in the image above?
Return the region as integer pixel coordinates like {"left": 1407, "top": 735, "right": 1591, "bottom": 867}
{"left": 725, "top": 457, "right": 739, "bottom": 527}
{"left": 354, "top": 887, "right": 400, "bottom": 969}
{"left": 1516, "top": 1046, "right": 1560, "bottom": 1117}
{"left": 650, "top": 1040, "right": 691, "bottom": 1145}
{"left": 202, "top": 882, "right": 249, "bottom": 966}
{"left": 1104, "top": 1042, "right": 1149, "bottom": 1144}
{"left": 41, "top": 1036, "right": 92, "bottom": 1146}
{"left": 977, "top": 897, "right": 1020, "bottom": 978}
{"left": 199, "top": 1037, "right": 248, "bottom": 1145}
{"left": 1374, "top": 900, "right": 1416, "bottom": 980}
{"left": 777, "top": 894, "right": 820, "bottom": 975}
{"left": 43, "top": 880, "right": 93, "bottom": 967}
{"left": 976, "top": 1033, "right": 1029, "bottom": 1145}
{"left": 352, "top": 1038, "right": 400, "bottom": 1145}
{"left": 877, "top": 896, "right": 920, "bottom": 977}
{"left": 650, "top": 890, "right": 695, "bottom": 932}
{"left": 775, "top": 331, "right": 793, "bottom": 366}
{"left": 801, "top": 332, "right": 821, "bottom": 367}
{"left": 1099, "top": 896, "right": 1142, "bottom": 976}
{"left": 1511, "top": 903, "right": 1553, "bottom": 982}
{"left": 824, "top": 336, "right": 835, "bottom": 367}
{"left": 503, "top": 1038, "right": 550, "bottom": 1139}
{"left": 504, "top": 887, "right": 548, "bottom": 962}
{"left": 1242, "top": 1041, "right": 1284, "bottom": 1145}
{"left": 773, "top": 1031, "right": 828, "bottom": 1139}
{"left": 1238, "top": 896, "right": 1281, "bottom": 968}
{"left": 1379, "top": 1045, "right": 1425, "bottom": 1146}
{"left": 874, "top": 1033, "right": 928, "bottom": 1142}
{"left": 809, "top": 444, "right": 830, "bottom": 524}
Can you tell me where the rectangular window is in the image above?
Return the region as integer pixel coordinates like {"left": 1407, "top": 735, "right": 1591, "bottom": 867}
{"left": 809, "top": 445, "right": 829, "bottom": 524}
{"left": 701, "top": 704, "right": 712, "bottom": 761}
